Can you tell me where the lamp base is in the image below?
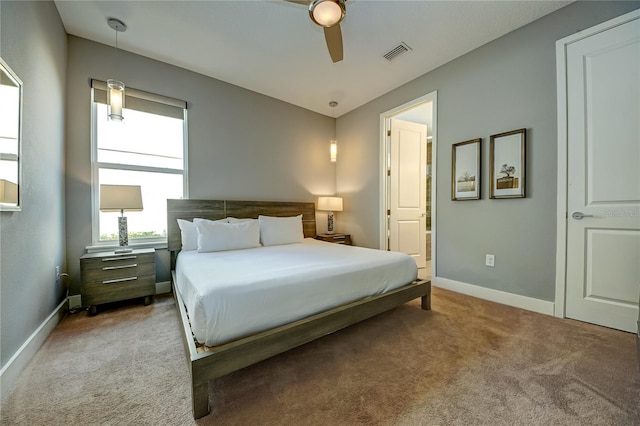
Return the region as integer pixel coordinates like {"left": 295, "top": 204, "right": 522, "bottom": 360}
{"left": 115, "top": 247, "right": 133, "bottom": 254}
{"left": 326, "top": 211, "right": 335, "bottom": 234}
{"left": 118, "top": 216, "right": 130, "bottom": 250}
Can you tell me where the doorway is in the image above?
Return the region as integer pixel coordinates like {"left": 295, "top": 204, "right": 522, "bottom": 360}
{"left": 380, "top": 92, "right": 437, "bottom": 280}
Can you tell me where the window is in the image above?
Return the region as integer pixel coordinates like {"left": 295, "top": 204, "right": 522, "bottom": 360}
{"left": 91, "top": 80, "right": 188, "bottom": 246}
{"left": 0, "top": 60, "right": 21, "bottom": 209}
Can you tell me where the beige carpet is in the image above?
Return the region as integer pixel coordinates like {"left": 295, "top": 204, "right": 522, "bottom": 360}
{"left": 1, "top": 287, "right": 639, "bottom": 425}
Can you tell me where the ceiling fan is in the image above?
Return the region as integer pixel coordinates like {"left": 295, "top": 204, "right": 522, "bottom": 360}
{"left": 286, "top": 0, "right": 346, "bottom": 63}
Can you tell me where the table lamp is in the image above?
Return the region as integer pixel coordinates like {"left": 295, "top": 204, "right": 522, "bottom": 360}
{"left": 317, "top": 196, "right": 343, "bottom": 235}
{"left": 100, "top": 184, "right": 143, "bottom": 253}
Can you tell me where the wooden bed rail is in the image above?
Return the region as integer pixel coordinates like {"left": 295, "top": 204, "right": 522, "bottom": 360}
{"left": 172, "top": 272, "right": 431, "bottom": 419}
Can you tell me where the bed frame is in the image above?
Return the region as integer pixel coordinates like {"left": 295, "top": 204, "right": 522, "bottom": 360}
{"left": 167, "top": 199, "right": 431, "bottom": 419}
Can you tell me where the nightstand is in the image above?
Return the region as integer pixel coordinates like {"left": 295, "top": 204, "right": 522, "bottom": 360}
{"left": 80, "top": 248, "right": 156, "bottom": 315}
{"left": 315, "top": 233, "right": 352, "bottom": 245}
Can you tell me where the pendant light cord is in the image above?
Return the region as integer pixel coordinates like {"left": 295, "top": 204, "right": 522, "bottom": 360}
{"left": 115, "top": 25, "right": 119, "bottom": 77}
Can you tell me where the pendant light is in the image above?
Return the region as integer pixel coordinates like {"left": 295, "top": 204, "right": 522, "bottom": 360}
{"left": 107, "top": 18, "right": 127, "bottom": 122}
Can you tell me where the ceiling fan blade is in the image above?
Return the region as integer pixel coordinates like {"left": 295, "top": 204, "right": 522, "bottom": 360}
{"left": 284, "top": 0, "right": 309, "bottom": 5}
{"left": 324, "top": 24, "right": 343, "bottom": 63}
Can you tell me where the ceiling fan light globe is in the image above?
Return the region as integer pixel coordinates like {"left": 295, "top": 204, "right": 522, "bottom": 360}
{"left": 309, "top": 0, "right": 345, "bottom": 28}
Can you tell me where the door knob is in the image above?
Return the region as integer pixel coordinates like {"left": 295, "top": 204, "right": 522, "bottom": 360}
{"left": 572, "top": 211, "right": 594, "bottom": 220}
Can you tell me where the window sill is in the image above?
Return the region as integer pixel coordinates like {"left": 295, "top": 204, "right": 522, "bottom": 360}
{"left": 86, "top": 240, "right": 168, "bottom": 253}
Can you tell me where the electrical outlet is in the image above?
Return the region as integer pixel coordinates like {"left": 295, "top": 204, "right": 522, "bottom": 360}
{"left": 55, "top": 266, "right": 61, "bottom": 282}
{"left": 485, "top": 254, "right": 495, "bottom": 267}
{"left": 68, "top": 295, "right": 82, "bottom": 310}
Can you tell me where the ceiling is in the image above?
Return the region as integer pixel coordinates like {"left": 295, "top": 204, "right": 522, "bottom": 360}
{"left": 54, "top": 0, "right": 572, "bottom": 117}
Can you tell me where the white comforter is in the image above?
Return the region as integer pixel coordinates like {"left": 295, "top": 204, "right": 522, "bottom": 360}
{"left": 175, "top": 238, "right": 418, "bottom": 346}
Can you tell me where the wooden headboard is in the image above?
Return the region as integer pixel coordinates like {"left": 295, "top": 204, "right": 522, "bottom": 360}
{"left": 167, "top": 199, "right": 317, "bottom": 252}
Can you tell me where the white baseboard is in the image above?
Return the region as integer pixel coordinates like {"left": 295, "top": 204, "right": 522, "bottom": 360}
{"left": 433, "top": 277, "right": 555, "bottom": 316}
{"left": 155, "top": 281, "right": 171, "bottom": 294}
{"left": 0, "top": 297, "right": 68, "bottom": 401}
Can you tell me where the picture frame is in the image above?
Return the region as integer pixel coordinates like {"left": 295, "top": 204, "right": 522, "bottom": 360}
{"left": 490, "top": 128, "right": 526, "bottom": 199}
{"left": 451, "top": 138, "right": 481, "bottom": 201}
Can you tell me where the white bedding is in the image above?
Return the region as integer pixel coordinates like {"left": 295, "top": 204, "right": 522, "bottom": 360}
{"left": 175, "top": 238, "right": 418, "bottom": 346}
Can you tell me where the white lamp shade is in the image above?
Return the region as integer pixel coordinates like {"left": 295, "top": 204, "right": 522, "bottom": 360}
{"left": 100, "top": 184, "right": 143, "bottom": 212}
{"left": 317, "top": 196, "right": 343, "bottom": 212}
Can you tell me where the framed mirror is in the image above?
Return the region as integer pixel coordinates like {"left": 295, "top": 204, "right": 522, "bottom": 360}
{"left": 0, "top": 58, "right": 22, "bottom": 211}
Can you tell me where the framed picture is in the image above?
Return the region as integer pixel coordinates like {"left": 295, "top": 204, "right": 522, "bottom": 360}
{"left": 490, "top": 128, "right": 526, "bottom": 199}
{"left": 451, "top": 138, "right": 481, "bottom": 200}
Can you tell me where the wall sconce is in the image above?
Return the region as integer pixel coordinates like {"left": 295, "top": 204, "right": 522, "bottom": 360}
{"left": 107, "top": 18, "right": 127, "bottom": 122}
{"left": 100, "top": 184, "right": 143, "bottom": 252}
{"left": 317, "top": 196, "right": 343, "bottom": 234}
{"left": 330, "top": 140, "right": 337, "bottom": 162}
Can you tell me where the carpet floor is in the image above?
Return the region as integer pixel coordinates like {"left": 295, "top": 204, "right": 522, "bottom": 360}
{"left": 1, "top": 287, "right": 638, "bottom": 425}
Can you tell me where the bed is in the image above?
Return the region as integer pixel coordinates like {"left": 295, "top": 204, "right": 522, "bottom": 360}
{"left": 167, "top": 199, "right": 431, "bottom": 419}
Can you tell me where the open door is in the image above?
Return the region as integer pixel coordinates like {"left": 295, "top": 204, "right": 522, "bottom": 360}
{"left": 388, "top": 118, "right": 427, "bottom": 268}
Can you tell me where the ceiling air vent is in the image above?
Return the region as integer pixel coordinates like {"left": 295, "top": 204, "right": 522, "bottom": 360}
{"left": 383, "top": 42, "right": 412, "bottom": 62}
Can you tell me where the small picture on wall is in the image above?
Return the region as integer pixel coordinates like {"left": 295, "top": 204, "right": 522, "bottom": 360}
{"left": 490, "top": 128, "right": 526, "bottom": 199}
{"left": 451, "top": 138, "right": 481, "bottom": 201}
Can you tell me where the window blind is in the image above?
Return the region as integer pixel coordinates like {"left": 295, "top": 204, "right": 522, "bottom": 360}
{"left": 91, "top": 79, "right": 186, "bottom": 119}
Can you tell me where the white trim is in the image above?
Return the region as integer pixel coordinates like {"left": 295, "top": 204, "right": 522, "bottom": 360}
{"left": 96, "top": 162, "right": 184, "bottom": 175}
{"left": 554, "top": 33, "right": 569, "bottom": 319}
{"left": 0, "top": 297, "right": 68, "bottom": 401}
{"left": 85, "top": 240, "right": 167, "bottom": 253}
{"left": 379, "top": 91, "right": 438, "bottom": 277}
{"left": 431, "top": 93, "right": 438, "bottom": 279}
{"left": 554, "top": 9, "right": 640, "bottom": 320}
{"left": 379, "top": 116, "right": 388, "bottom": 250}
{"left": 434, "top": 277, "right": 555, "bottom": 316}
{"left": 182, "top": 108, "right": 189, "bottom": 199}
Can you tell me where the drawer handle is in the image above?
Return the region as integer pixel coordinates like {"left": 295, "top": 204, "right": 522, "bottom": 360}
{"left": 103, "top": 277, "right": 138, "bottom": 285}
{"left": 102, "top": 264, "right": 137, "bottom": 271}
{"left": 102, "top": 256, "right": 137, "bottom": 262}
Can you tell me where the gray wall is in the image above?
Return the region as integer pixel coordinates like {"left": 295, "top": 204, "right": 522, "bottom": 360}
{"left": 0, "top": 1, "right": 67, "bottom": 370}
{"left": 336, "top": 1, "right": 639, "bottom": 302}
{"left": 65, "top": 36, "right": 336, "bottom": 295}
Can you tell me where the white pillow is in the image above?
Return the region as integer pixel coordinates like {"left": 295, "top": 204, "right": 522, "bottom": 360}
{"left": 258, "top": 215, "right": 304, "bottom": 246}
{"left": 196, "top": 219, "right": 260, "bottom": 253}
{"left": 177, "top": 219, "right": 199, "bottom": 251}
{"left": 177, "top": 218, "right": 226, "bottom": 251}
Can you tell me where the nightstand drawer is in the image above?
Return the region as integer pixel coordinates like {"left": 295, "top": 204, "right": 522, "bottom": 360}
{"left": 82, "top": 274, "right": 155, "bottom": 306}
{"left": 81, "top": 252, "right": 154, "bottom": 272}
{"left": 81, "top": 260, "right": 155, "bottom": 284}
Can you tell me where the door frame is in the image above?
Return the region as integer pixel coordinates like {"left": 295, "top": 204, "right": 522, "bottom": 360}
{"left": 554, "top": 9, "right": 639, "bottom": 319}
{"left": 379, "top": 91, "right": 437, "bottom": 274}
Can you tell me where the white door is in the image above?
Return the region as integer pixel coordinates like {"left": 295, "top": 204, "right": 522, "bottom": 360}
{"left": 564, "top": 13, "right": 640, "bottom": 332}
{"left": 389, "top": 118, "right": 427, "bottom": 268}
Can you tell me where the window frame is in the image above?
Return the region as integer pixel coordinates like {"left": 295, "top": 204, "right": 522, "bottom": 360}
{"left": 89, "top": 84, "right": 189, "bottom": 250}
